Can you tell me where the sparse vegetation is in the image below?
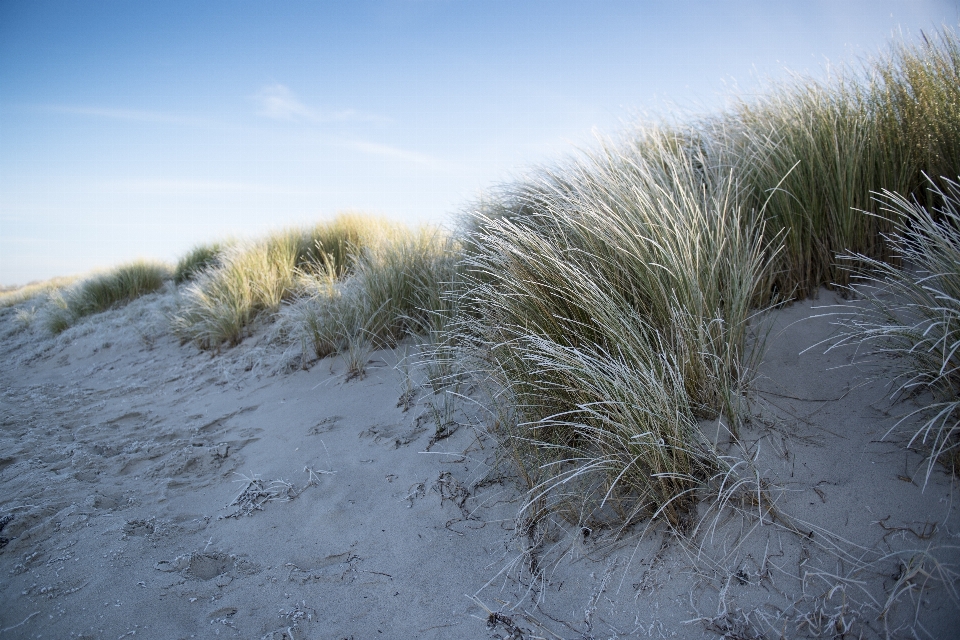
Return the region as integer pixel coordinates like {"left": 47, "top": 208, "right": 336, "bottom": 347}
{"left": 45, "top": 261, "right": 172, "bottom": 333}
{"left": 831, "top": 179, "right": 960, "bottom": 483}
{"left": 4, "top": 20, "right": 960, "bottom": 640}
{"left": 0, "top": 276, "right": 77, "bottom": 308}
{"left": 9, "top": 27, "right": 959, "bottom": 538}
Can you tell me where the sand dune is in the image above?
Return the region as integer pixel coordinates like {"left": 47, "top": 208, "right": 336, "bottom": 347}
{"left": 1, "top": 288, "right": 957, "bottom": 638}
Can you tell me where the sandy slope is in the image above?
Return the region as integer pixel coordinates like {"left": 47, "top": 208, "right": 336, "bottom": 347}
{"left": 0, "top": 288, "right": 958, "bottom": 639}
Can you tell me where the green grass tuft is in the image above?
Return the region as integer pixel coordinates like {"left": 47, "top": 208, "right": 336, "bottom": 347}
{"left": 174, "top": 242, "right": 226, "bottom": 284}
{"left": 877, "top": 28, "right": 960, "bottom": 207}
{"left": 439, "top": 28, "right": 960, "bottom": 530}
{"left": 45, "top": 261, "right": 172, "bottom": 333}
{"left": 711, "top": 26, "right": 960, "bottom": 300}
{"left": 451, "top": 127, "right": 774, "bottom": 528}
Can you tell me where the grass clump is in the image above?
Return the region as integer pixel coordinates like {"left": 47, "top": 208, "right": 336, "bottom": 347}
{"left": 171, "top": 214, "right": 391, "bottom": 349}
{"left": 454, "top": 128, "right": 775, "bottom": 529}
{"left": 174, "top": 242, "right": 226, "bottom": 284}
{"left": 725, "top": 76, "right": 906, "bottom": 300}
{"left": 45, "top": 261, "right": 172, "bottom": 333}
{"left": 831, "top": 179, "right": 960, "bottom": 484}
{"left": 348, "top": 226, "right": 458, "bottom": 346}
{"left": 877, "top": 29, "right": 960, "bottom": 207}
{"left": 439, "top": 28, "right": 960, "bottom": 532}
{"left": 171, "top": 240, "right": 296, "bottom": 348}
{"left": 299, "top": 226, "right": 457, "bottom": 373}
{"left": 716, "top": 26, "right": 960, "bottom": 300}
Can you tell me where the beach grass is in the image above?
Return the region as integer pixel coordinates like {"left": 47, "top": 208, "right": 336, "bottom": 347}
{"left": 174, "top": 242, "right": 227, "bottom": 284}
{"left": 298, "top": 225, "right": 456, "bottom": 364}
{"left": 722, "top": 27, "right": 960, "bottom": 300}
{"left": 18, "top": 26, "right": 959, "bottom": 533}
{"left": 45, "top": 261, "right": 172, "bottom": 333}
{"left": 0, "top": 276, "right": 78, "bottom": 309}
{"left": 830, "top": 179, "right": 960, "bottom": 483}
{"left": 435, "top": 27, "right": 960, "bottom": 529}
{"left": 160, "top": 25, "right": 960, "bottom": 530}
{"left": 451, "top": 127, "right": 773, "bottom": 528}
{"left": 171, "top": 214, "right": 392, "bottom": 348}
{"left": 877, "top": 29, "right": 960, "bottom": 206}
{"left": 723, "top": 75, "right": 905, "bottom": 300}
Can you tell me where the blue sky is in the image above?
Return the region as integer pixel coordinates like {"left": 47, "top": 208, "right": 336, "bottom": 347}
{"left": 2, "top": 0, "right": 958, "bottom": 285}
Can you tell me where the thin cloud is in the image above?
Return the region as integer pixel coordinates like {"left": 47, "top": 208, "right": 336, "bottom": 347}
{"left": 253, "top": 84, "right": 316, "bottom": 121}
{"left": 252, "top": 84, "right": 391, "bottom": 124}
{"left": 39, "top": 105, "right": 205, "bottom": 125}
{"left": 347, "top": 140, "right": 437, "bottom": 166}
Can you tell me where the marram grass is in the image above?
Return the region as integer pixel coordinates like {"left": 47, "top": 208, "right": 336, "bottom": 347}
{"left": 0, "top": 275, "right": 78, "bottom": 309}
{"left": 877, "top": 28, "right": 960, "bottom": 206}
{"left": 174, "top": 242, "right": 226, "bottom": 284}
{"left": 13, "top": 27, "right": 958, "bottom": 535}
{"left": 720, "top": 26, "right": 960, "bottom": 299}
{"left": 45, "top": 261, "right": 172, "bottom": 333}
{"left": 724, "top": 75, "right": 905, "bottom": 299}
{"left": 171, "top": 214, "right": 393, "bottom": 348}
{"left": 298, "top": 226, "right": 457, "bottom": 366}
{"left": 830, "top": 179, "right": 960, "bottom": 484}
{"left": 444, "top": 27, "right": 960, "bottom": 530}
{"left": 452, "top": 127, "right": 775, "bottom": 528}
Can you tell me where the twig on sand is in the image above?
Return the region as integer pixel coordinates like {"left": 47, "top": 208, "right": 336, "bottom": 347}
{"left": 225, "top": 476, "right": 293, "bottom": 517}
{"left": 1, "top": 611, "right": 40, "bottom": 634}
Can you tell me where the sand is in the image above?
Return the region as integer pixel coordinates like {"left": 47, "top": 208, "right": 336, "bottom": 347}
{"left": 0, "top": 287, "right": 957, "bottom": 639}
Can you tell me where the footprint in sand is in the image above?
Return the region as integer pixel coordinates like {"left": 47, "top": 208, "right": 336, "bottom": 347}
{"left": 154, "top": 550, "right": 261, "bottom": 582}
{"left": 358, "top": 423, "right": 426, "bottom": 449}
{"left": 307, "top": 415, "right": 342, "bottom": 435}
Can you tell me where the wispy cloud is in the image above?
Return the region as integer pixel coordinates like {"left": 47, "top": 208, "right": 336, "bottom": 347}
{"left": 252, "top": 84, "right": 315, "bottom": 121}
{"left": 346, "top": 140, "right": 437, "bottom": 166}
{"left": 252, "top": 84, "right": 391, "bottom": 124}
{"left": 39, "top": 105, "right": 205, "bottom": 125}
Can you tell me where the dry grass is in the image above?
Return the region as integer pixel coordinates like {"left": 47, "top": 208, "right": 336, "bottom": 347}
{"left": 435, "top": 27, "right": 960, "bottom": 535}
{"left": 0, "top": 276, "right": 78, "bottom": 309}
{"left": 297, "top": 225, "right": 457, "bottom": 373}
{"left": 723, "top": 74, "right": 905, "bottom": 300}
{"left": 722, "top": 27, "right": 960, "bottom": 300}
{"left": 174, "top": 242, "right": 227, "bottom": 284}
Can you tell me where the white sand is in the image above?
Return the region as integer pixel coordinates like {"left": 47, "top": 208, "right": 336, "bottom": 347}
{"left": 1, "top": 288, "right": 957, "bottom": 638}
